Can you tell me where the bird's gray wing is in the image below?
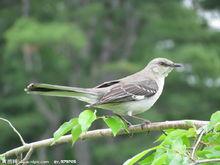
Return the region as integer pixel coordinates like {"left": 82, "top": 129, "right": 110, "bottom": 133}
{"left": 94, "top": 79, "right": 158, "bottom": 105}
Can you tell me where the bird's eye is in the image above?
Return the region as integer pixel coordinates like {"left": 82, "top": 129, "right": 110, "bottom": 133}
{"left": 159, "top": 62, "right": 168, "bottom": 66}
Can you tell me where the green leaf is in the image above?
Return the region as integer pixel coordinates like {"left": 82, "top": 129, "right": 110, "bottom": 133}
{"left": 205, "top": 111, "right": 220, "bottom": 132}
{"left": 103, "top": 116, "right": 127, "bottom": 136}
{"left": 123, "top": 147, "right": 158, "bottom": 165}
{"left": 197, "top": 150, "right": 212, "bottom": 157}
{"left": 186, "top": 128, "right": 196, "bottom": 138}
{"left": 78, "top": 110, "right": 96, "bottom": 132}
{"left": 207, "top": 133, "right": 220, "bottom": 145}
{"left": 139, "top": 153, "right": 155, "bottom": 165}
{"left": 185, "top": 120, "right": 197, "bottom": 131}
{"left": 153, "top": 148, "right": 166, "bottom": 160}
{"left": 202, "top": 145, "right": 220, "bottom": 158}
{"left": 181, "top": 136, "right": 190, "bottom": 148}
{"left": 0, "top": 155, "right": 6, "bottom": 163}
{"left": 167, "top": 151, "right": 189, "bottom": 165}
{"left": 155, "top": 134, "right": 166, "bottom": 143}
{"left": 171, "top": 138, "right": 186, "bottom": 152}
{"left": 214, "top": 123, "right": 220, "bottom": 132}
{"left": 210, "top": 111, "right": 220, "bottom": 124}
{"left": 151, "top": 153, "right": 167, "bottom": 165}
{"left": 161, "top": 129, "right": 188, "bottom": 146}
{"left": 53, "top": 118, "right": 78, "bottom": 142}
{"left": 71, "top": 124, "right": 82, "bottom": 144}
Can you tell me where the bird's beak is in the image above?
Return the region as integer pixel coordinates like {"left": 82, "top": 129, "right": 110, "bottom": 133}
{"left": 171, "top": 63, "right": 183, "bottom": 68}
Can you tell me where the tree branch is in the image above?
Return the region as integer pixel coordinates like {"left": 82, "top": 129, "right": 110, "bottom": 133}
{"left": 17, "top": 145, "right": 33, "bottom": 165}
{"left": 0, "top": 118, "right": 26, "bottom": 146}
{"left": 194, "top": 158, "right": 220, "bottom": 164}
{"left": 0, "top": 120, "right": 208, "bottom": 158}
{"left": 191, "top": 129, "right": 205, "bottom": 160}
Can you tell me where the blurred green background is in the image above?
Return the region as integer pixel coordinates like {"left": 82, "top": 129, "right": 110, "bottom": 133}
{"left": 1, "top": 0, "right": 220, "bottom": 164}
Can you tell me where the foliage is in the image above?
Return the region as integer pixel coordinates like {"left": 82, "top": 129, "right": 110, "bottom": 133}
{"left": 5, "top": 17, "right": 86, "bottom": 52}
{"left": 78, "top": 110, "right": 97, "bottom": 132}
{"left": 0, "top": 155, "right": 5, "bottom": 162}
{"left": 103, "top": 116, "right": 128, "bottom": 136}
{"left": 0, "top": 0, "right": 220, "bottom": 164}
{"left": 52, "top": 110, "right": 220, "bottom": 164}
{"left": 53, "top": 118, "right": 79, "bottom": 142}
{"left": 53, "top": 110, "right": 127, "bottom": 143}
{"left": 124, "top": 111, "right": 220, "bottom": 165}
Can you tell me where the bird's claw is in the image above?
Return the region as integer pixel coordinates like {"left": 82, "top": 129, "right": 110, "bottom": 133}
{"left": 140, "top": 120, "right": 151, "bottom": 130}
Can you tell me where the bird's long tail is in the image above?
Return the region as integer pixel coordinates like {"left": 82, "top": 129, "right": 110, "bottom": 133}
{"left": 25, "top": 83, "right": 98, "bottom": 104}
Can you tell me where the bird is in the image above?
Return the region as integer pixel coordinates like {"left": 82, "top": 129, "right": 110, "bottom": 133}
{"left": 25, "top": 58, "right": 182, "bottom": 119}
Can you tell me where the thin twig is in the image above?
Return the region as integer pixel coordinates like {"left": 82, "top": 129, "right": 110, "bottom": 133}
{"left": 0, "top": 118, "right": 26, "bottom": 145}
{"left": 17, "top": 145, "right": 33, "bottom": 165}
{"left": 0, "top": 120, "right": 208, "bottom": 158}
{"left": 194, "top": 158, "right": 220, "bottom": 164}
{"left": 191, "top": 129, "right": 205, "bottom": 160}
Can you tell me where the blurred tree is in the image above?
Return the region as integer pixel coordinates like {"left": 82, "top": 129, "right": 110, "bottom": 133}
{"left": 0, "top": 0, "right": 220, "bottom": 164}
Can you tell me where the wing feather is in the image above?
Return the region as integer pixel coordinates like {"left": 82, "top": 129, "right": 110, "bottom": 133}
{"left": 95, "top": 79, "right": 158, "bottom": 105}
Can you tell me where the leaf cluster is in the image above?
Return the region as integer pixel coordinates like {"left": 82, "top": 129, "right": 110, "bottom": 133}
{"left": 124, "top": 111, "right": 220, "bottom": 165}
{"left": 53, "top": 110, "right": 128, "bottom": 144}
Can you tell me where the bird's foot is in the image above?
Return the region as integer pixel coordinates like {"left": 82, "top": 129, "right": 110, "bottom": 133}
{"left": 143, "top": 120, "right": 151, "bottom": 125}
{"left": 140, "top": 120, "right": 151, "bottom": 130}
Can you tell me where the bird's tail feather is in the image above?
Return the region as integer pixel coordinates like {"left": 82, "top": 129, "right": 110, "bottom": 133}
{"left": 25, "top": 83, "right": 98, "bottom": 104}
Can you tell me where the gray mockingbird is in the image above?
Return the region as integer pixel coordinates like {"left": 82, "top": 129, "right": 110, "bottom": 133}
{"left": 25, "top": 58, "right": 182, "bottom": 118}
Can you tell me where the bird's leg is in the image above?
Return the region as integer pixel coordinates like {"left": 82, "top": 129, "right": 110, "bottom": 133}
{"left": 127, "top": 115, "right": 152, "bottom": 134}
{"left": 114, "top": 114, "right": 133, "bottom": 137}
{"left": 129, "top": 115, "right": 166, "bottom": 135}
{"left": 115, "top": 114, "right": 132, "bottom": 127}
{"left": 129, "top": 115, "right": 151, "bottom": 125}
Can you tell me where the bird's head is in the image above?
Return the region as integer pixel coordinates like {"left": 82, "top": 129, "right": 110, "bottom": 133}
{"left": 146, "top": 58, "right": 182, "bottom": 77}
